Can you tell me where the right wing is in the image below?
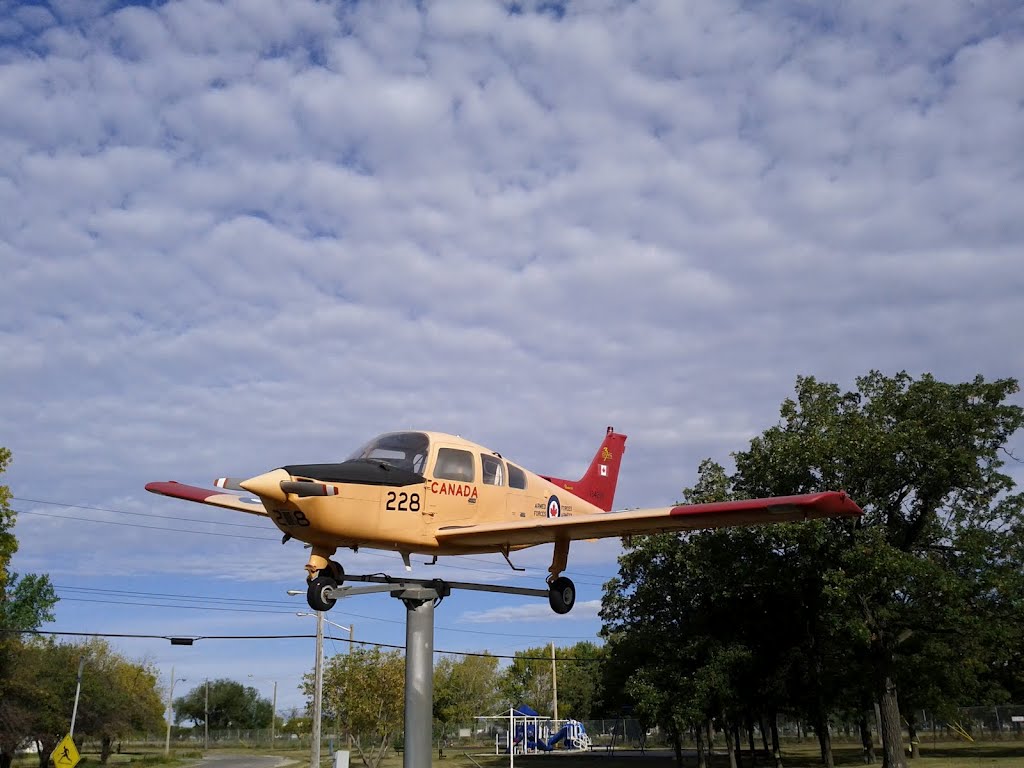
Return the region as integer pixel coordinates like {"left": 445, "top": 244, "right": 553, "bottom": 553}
{"left": 435, "top": 491, "right": 861, "bottom": 548}
{"left": 145, "top": 481, "right": 269, "bottom": 517}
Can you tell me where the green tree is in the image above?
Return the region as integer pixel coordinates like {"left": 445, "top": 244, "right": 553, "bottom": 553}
{"left": 731, "top": 372, "right": 1024, "bottom": 768}
{"left": 433, "top": 653, "right": 499, "bottom": 744}
{"left": 174, "top": 679, "right": 272, "bottom": 729}
{"left": 602, "top": 373, "right": 1024, "bottom": 768}
{"left": 0, "top": 448, "right": 59, "bottom": 768}
{"left": 311, "top": 647, "right": 404, "bottom": 768}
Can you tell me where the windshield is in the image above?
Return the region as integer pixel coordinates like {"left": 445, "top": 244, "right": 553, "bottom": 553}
{"left": 346, "top": 432, "right": 430, "bottom": 473}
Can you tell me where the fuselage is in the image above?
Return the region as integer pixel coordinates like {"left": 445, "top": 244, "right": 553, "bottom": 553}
{"left": 261, "top": 431, "right": 606, "bottom": 554}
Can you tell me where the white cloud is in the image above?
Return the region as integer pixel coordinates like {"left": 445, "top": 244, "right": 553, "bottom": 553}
{"left": 459, "top": 600, "right": 602, "bottom": 625}
{"left": 1, "top": 0, "right": 1021, "bottom": 702}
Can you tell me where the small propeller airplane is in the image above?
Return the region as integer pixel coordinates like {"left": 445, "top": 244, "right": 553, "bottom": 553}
{"left": 146, "top": 427, "right": 862, "bottom": 614}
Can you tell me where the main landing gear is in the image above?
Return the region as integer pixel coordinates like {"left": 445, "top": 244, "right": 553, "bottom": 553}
{"left": 546, "top": 539, "right": 576, "bottom": 615}
{"left": 305, "top": 548, "right": 344, "bottom": 612}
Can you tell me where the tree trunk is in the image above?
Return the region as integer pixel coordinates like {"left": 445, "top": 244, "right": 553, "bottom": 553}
{"left": 859, "top": 715, "right": 876, "bottom": 764}
{"left": 0, "top": 751, "right": 12, "bottom": 768}
{"left": 696, "top": 724, "right": 708, "bottom": 768}
{"left": 760, "top": 715, "right": 771, "bottom": 756}
{"left": 877, "top": 675, "right": 907, "bottom": 768}
{"left": 816, "top": 714, "right": 834, "bottom": 768}
{"left": 726, "top": 719, "right": 738, "bottom": 768}
{"left": 669, "top": 722, "right": 684, "bottom": 768}
{"left": 101, "top": 735, "right": 114, "bottom": 764}
{"left": 746, "top": 712, "right": 757, "bottom": 766}
{"left": 734, "top": 722, "right": 744, "bottom": 768}
{"left": 770, "top": 712, "right": 784, "bottom": 768}
{"left": 907, "top": 718, "right": 919, "bottom": 760}
{"left": 707, "top": 720, "right": 716, "bottom": 754}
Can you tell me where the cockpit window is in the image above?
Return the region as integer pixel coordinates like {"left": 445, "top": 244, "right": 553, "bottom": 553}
{"left": 434, "top": 448, "right": 475, "bottom": 482}
{"left": 346, "top": 432, "right": 430, "bottom": 473}
{"left": 481, "top": 454, "right": 505, "bottom": 486}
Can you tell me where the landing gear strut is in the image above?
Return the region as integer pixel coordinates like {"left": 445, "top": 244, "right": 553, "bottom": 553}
{"left": 304, "top": 548, "right": 344, "bottom": 611}
{"left": 546, "top": 538, "right": 576, "bottom": 614}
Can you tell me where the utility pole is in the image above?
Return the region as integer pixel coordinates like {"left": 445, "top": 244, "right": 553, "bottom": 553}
{"left": 551, "top": 641, "right": 558, "bottom": 722}
{"left": 204, "top": 680, "right": 209, "bottom": 750}
{"left": 311, "top": 610, "right": 324, "bottom": 768}
{"left": 165, "top": 668, "right": 185, "bottom": 757}
{"left": 70, "top": 656, "right": 87, "bottom": 738}
{"left": 271, "top": 680, "right": 278, "bottom": 747}
{"left": 347, "top": 624, "right": 354, "bottom": 751}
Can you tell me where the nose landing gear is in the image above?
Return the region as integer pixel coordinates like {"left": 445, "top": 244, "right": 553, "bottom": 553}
{"left": 304, "top": 550, "right": 344, "bottom": 612}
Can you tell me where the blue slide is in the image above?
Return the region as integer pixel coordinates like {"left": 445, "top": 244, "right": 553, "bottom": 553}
{"left": 546, "top": 725, "right": 570, "bottom": 749}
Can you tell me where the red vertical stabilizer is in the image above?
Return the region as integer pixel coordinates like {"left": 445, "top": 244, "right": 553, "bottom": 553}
{"left": 542, "top": 427, "right": 627, "bottom": 512}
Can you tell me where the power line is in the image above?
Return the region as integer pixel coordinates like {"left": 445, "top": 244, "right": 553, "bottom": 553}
{"left": 52, "top": 590, "right": 597, "bottom": 640}
{"left": 13, "top": 495, "right": 614, "bottom": 582}
{"left": 1, "top": 628, "right": 601, "bottom": 662}
{"left": 13, "top": 496, "right": 267, "bottom": 529}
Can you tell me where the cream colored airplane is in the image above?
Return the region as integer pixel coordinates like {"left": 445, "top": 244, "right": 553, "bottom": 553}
{"left": 146, "top": 427, "right": 861, "bottom": 614}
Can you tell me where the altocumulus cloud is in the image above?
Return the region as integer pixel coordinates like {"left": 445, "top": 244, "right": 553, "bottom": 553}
{"left": 0, "top": 0, "right": 1022, "bottom": 656}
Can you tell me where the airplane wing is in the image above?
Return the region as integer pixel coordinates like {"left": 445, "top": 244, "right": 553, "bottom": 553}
{"left": 434, "top": 492, "right": 861, "bottom": 548}
{"left": 145, "top": 481, "right": 269, "bottom": 517}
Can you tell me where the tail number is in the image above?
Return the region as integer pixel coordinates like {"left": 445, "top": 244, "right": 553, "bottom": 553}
{"left": 386, "top": 491, "right": 421, "bottom": 512}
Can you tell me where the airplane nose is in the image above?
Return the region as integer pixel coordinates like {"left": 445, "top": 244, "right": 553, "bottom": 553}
{"left": 239, "top": 468, "right": 291, "bottom": 502}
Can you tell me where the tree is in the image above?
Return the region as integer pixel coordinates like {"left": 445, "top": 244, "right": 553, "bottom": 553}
{"left": 311, "top": 647, "right": 404, "bottom": 768}
{"left": 433, "top": 653, "right": 499, "bottom": 744}
{"left": 0, "top": 447, "right": 59, "bottom": 768}
{"left": 1, "top": 638, "right": 164, "bottom": 766}
{"left": 174, "top": 679, "right": 272, "bottom": 730}
{"left": 601, "top": 373, "right": 1024, "bottom": 768}
{"left": 731, "top": 372, "right": 1024, "bottom": 768}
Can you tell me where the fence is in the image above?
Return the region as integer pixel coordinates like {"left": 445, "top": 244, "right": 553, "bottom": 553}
{"left": 114, "top": 705, "right": 1023, "bottom": 756}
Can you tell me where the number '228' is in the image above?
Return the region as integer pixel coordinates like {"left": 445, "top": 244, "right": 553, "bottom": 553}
{"left": 386, "top": 491, "right": 421, "bottom": 511}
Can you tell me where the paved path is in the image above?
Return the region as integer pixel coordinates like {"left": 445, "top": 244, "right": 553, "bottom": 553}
{"left": 189, "top": 753, "right": 297, "bottom": 768}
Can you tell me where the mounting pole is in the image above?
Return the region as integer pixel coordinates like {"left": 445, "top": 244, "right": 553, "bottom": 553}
{"left": 393, "top": 584, "right": 449, "bottom": 768}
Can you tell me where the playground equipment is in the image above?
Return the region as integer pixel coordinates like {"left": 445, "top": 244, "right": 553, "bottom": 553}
{"left": 480, "top": 706, "right": 592, "bottom": 757}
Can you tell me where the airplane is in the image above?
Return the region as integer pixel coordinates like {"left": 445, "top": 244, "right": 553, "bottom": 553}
{"left": 146, "top": 427, "right": 862, "bottom": 614}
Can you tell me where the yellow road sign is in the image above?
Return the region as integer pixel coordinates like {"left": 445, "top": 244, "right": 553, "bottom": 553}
{"left": 51, "top": 734, "right": 80, "bottom": 768}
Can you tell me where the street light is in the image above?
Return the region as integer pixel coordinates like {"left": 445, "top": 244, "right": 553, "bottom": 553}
{"left": 248, "top": 674, "right": 278, "bottom": 747}
{"left": 164, "top": 667, "right": 187, "bottom": 756}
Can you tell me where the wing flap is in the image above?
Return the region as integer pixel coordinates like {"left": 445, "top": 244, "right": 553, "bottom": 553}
{"left": 145, "top": 481, "right": 270, "bottom": 517}
{"left": 435, "top": 491, "right": 861, "bottom": 548}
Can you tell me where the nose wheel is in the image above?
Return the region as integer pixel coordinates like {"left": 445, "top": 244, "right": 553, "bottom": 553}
{"left": 307, "top": 574, "right": 338, "bottom": 611}
{"left": 547, "top": 576, "right": 576, "bottom": 615}
{"left": 306, "top": 559, "right": 344, "bottom": 612}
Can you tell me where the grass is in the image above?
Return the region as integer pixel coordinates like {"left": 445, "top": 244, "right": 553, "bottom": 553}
{"left": 14, "top": 739, "right": 1024, "bottom": 768}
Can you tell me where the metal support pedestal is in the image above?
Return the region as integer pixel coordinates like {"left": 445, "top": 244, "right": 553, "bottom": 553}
{"left": 394, "top": 585, "right": 450, "bottom": 768}
{"left": 322, "top": 573, "right": 548, "bottom": 768}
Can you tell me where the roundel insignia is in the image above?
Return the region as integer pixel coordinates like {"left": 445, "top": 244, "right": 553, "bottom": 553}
{"left": 547, "top": 495, "right": 561, "bottom": 519}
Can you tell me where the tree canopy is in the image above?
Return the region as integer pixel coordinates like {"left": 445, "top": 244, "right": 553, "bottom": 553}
{"left": 601, "top": 372, "right": 1024, "bottom": 768}
{"left": 174, "top": 679, "right": 273, "bottom": 729}
{"left": 0, "top": 447, "right": 60, "bottom": 768}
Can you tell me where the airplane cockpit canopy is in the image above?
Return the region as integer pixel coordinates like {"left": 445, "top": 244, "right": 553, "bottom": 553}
{"left": 346, "top": 431, "right": 430, "bottom": 473}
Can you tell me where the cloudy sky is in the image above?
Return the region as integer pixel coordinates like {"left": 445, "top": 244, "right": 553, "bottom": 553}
{"left": 3, "top": 0, "right": 1023, "bottom": 718}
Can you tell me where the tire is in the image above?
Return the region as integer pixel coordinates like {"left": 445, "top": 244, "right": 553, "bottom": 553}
{"left": 323, "top": 560, "right": 344, "bottom": 582}
{"left": 548, "top": 576, "right": 575, "bottom": 615}
{"left": 306, "top": 575, "right": 337, "bottom": 611}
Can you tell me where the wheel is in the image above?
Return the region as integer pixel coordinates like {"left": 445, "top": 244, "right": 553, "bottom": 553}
{"left": 322, "top": 559, "right": 344, "bottom": 582}
{"left": 548, "top": 576, "right": 575, "bottom": 615}
{"left": 307, "top": 575, "right": 337, "bottom": 611}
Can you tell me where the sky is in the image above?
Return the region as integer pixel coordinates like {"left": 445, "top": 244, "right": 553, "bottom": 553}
{"left": 2, "top": 0, "right": 1023, "bottom": 720}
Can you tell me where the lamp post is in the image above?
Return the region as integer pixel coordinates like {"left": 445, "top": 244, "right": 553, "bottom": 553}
{"left": 248, "top": 674, "right": 279, "bottom": 747}
{"left": 164, "top": 668, "right": 187, "bottom": 756}
{"left": 70, "top": 655, "right": 88, "bottom": 738}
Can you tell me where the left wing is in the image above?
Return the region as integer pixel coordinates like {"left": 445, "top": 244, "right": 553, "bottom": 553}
{"left": 435, "top": 491, "right": 860, "bottom": 548}
{"left": 145, "top": 481, "right": 269, "bottom": 517}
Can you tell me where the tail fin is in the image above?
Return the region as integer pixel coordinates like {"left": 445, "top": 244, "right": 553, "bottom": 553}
{"left": 542, "top": 427, "right": 627, "bottom": 512}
